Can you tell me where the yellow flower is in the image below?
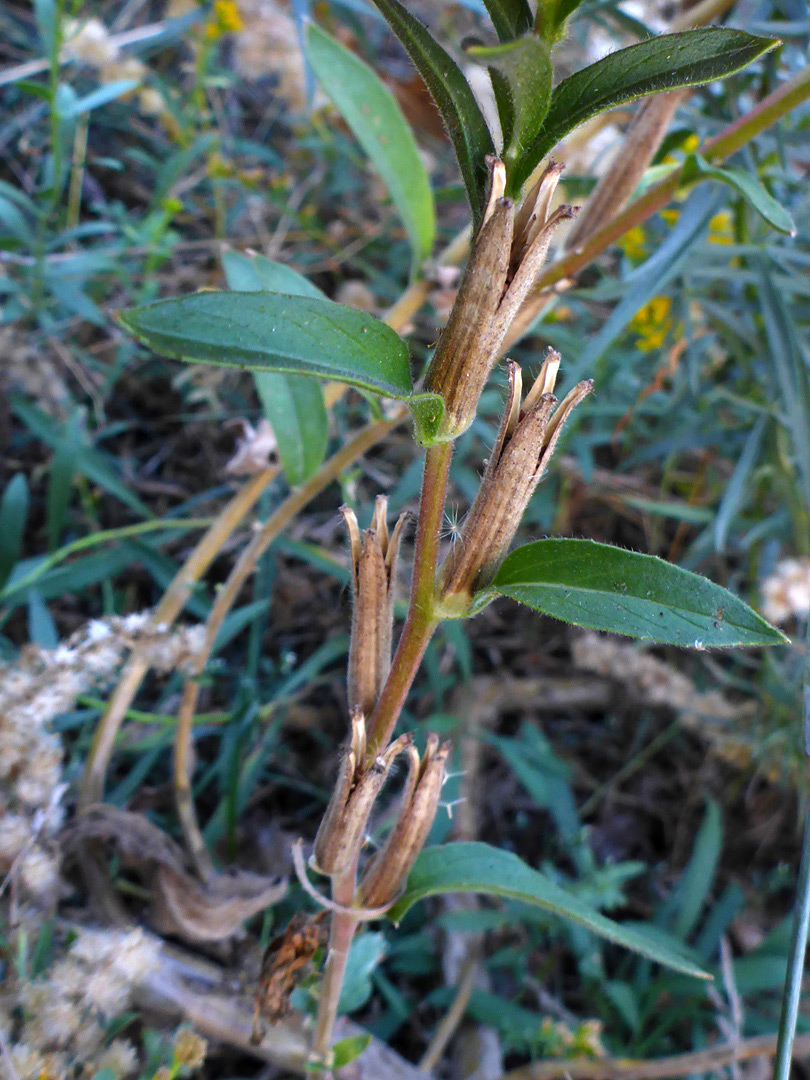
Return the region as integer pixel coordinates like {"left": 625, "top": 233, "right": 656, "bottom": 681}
{"left": 682, "top": 133, "right": 700, "bottom": 154}
{"left": 630, "top": 295, "right": 674, "bottom": 352}
{"left": 708, "top": 210, "right": 734, "bottom": 245}
{"left": 618, "top": 226, "right": 646, "bottom": 260}
{"left": 660, "top": 208, "right": 680, "bottom": 226}
{"left": 205, "top": 0, "right": 244, "bottom": 39}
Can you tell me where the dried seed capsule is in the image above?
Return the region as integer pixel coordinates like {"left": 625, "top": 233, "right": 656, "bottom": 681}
{"left": 342, "top": 496, "right": 406, "bottom": 718}
{"left": 358, "top": 734, "right": 451, "bottom": 908}
{"left": 438, "top": 355, "right": 593, "bottom": 612}
{"left": 423, "top": 159, "right": 575, "bottom": 442}
{"left": 313, "top": 712, "right": 411, "bottom": 876}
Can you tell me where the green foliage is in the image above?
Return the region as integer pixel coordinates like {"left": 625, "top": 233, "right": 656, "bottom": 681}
{"left": 367, "top": 0, "right": 495, "bottom": 224}
{"left": 119, "top": 292, "right": 414, "bottom": 397}
{"left": 509, "top": 28, "right": 779, "bottom": 193}
{"left": 535, "top": 0, "right": 587, "bottom": 43}
{"left": 338, "top": 933, "right": 388, "bottom": 1013}
{"left": 682, "top": 154, "right": 796, "bottom": 235}
{"left": 481, "top": 0, "right": 534, "bottom": 41}
{"left": 304, "top": 23, "right": 436, "bottom": 269}
{"left": 467, "top": 34, "right": 553, "bottom": 170}
{"left": 330, "top": 1033, "right": 371, "bottom": 1068}
{"left": 221, "top": 251, "right": 329, "bottom": 485}
{"left": 490, "top": 538, "right": 787, "bottom": 647}
{"left": 2, "top": 0, "right": 808, "bottom": 1072}
{"left": 390, "top": 842, "right": 709, "bottom": 979}
{"left": 0, "top": 475, "right": 29, "bottom": 591}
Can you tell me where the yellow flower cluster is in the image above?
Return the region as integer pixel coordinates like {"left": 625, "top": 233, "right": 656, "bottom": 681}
{"left": 630, "top": 295, "right": 675, "bottom": 352}
{"left": 205, "top": 0, "right": 245, "bottom": 39}
{"left": 708, "top": 210, "right": 734, "bottom": 245}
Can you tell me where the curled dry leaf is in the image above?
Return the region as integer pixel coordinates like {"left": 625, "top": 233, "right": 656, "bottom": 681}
{"left": 252, "top": 910, "right": 328, "bottom": 1042}
{"left": 152, "top": 864, "right": 287, "bottom": 944}
{"left": 67, "top": 805, "right": 287, "bottom": 943}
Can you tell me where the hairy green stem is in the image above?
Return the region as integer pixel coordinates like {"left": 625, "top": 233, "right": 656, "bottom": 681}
{"left": 365, "top": 442, "right": 453, "bottom": 760}
{"left": 313, "top": 867, "right": 361, "bottom": 1069}
{"left": 312, "top": 443, "right": 453, "bottom": 1059}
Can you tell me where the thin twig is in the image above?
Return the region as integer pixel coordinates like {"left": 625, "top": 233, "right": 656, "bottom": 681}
{"left": 79, "top": 465, "right": 280, "bottom": 808}
{"left": 418, "top": 956, "right": 479, "bottom": 1073}
{"left": 502, "top": 1033, "right": 810, "bottom": 1080}
{"left": 173, "top": 409, "right": 407, "bottom": 874}
{"left": 0, "top": 20, "right": 191, "bottom": 88}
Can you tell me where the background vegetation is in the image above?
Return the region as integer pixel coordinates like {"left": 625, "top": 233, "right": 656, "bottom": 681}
{"left": 1, "top": 1, "right": 809, "bottom": 1078}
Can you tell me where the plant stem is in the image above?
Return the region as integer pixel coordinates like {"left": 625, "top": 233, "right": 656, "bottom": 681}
{"left": 533, "top": 64, "right": 810, "bottom": 298}
{"left": 313, "top": 866, "right": 361, "bottom": 1068}
{"left": 366, "top": 442, "right": 453, "bottom": 760}
{"left": 311, "top": 441, "right": 453, "bottom": 1060}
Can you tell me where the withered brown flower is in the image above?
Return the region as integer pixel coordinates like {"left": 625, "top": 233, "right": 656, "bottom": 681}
{"left": 358, "top": 733, "right": 450, "bottom": 908}
{"left": 341, "top": 496, "right": 406, "bottom": 718}
{"left": 424, "top": 158, "right": 577, "bottom": 441}
{"left": 437, "top": 353, "right": 593, "bottom": 613}
{"left": 312, "top": 710, "right": 411, "bottom": 877}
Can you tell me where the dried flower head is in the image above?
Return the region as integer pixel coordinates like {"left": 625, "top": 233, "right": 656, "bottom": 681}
{"left": 342, "top": 497, "right": 406, "bottom": 717}
{"left": 438, "top": 355, "right": 593, "bottom": 612}
{"left": 225, "top": 418, "right": 278, "bottom": 474}
{"left": 358, "top": 734, "right": 451, "bottom": 907}
{"left": 313, "top": 712, "right": 412, "bottom": 876}
{"left": 173, "top": 1028, "right": 207, "bottom": 1070}
{"left": 424, "top": 158, "right": 576, "bottom": 441}
{"left": 761, "top": 557, "right": 810, "bottom": 624}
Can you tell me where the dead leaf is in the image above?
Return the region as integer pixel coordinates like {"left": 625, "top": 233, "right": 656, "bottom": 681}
{"left": 252, "top": 910, "right": 328, "bottom": 1040}
{"left": 153, "top": 864, "right": 287, "bottom": 943}
{"left": 67, "top": 805, "right": 287, "bottom": 943}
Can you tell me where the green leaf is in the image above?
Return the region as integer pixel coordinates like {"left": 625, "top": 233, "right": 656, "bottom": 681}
{"left": 304, "top": 23, "right": 435, "bottom": 269}
{"left": 389, "top": 842, "right": 710, "bottom": 979}
{"left": 222, "top": 252, "right": 328, "bottom": 485}
{"left": 0, "top": 474, "right": 29, "bottom": 591}
{"left": 670, "top": 800, "right": 723, "bottom": 941}
{"left": 535, "top": 0, "right": 586, "bottom": 44}
{"left": 254, "top": 374, "right": 328, "bottom": 486}
{"left": 119, "top": 291, "right": 413, "bottom": 398}
{"left": 682, "top": 153, "right": 796, "bottom": 235}
{"left": 468, "top": 35, "right": 552, "bottom": 183}
{"left": 511, "top": 28, "right": 779, "bottom": 192}
{"left": 757, "top": 260, "right": 810, "bottom": 511}
{"left": 368, "top": 0, "right": 496, "bottom": 225}
{"left": 61, "top": 80, "right": 140, "bottom": 119}
{"left": 490, "top": 538, "right": 787, "bottom": 647}
{"left": 221, "top": 250, "right": 326, "bottom": 299}
{"left": 338, "top": 932, "right": 387, "bottom": 1014}
{"left": 34, "top": 0, "right": 56, "bottom": 53}
{"left": 331, "top": 1034, "right": 372, "bottom": 1069}
{"left": 481, "top": 0, "right": 533, "bottom": 40}
{"left": 47, "top": 410, "right": 82, "bottom": 550}
{"left": 577, "top": 186, "right": 721, "bottom": 370}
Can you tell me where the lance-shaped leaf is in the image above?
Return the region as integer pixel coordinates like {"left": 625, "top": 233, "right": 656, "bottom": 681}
{"left": 0, "top": 474, "right": 29, "bottom": 591}
{"left": 682, "top": 153, "right": 796, "bottom": 236}
{"left": 368, "top": 0, "right": 495, "bottom": 225}
{"left": 468, "top": 34, "right": 552, "bottom": 185}
{"left": 535, "top": 0, "right": 587, "bottom": 44}
{"left": 482, "top": 0, "right": 533, "bottom": 40}
{"left": 511, "top": 28, "right": 779, "bottom": 193}
{"left": 119, "top": 290, "right": 446, "bottom": 442}
{"left": 489, "top": 538, "right": 787, "bottom": 647}
{"left": 389, "top": 842, "right": 710, "bottom": 979}
{"left": 304, "top": 23, "right": 435, "bottom": 269}
{"left": 222, "top": 251, "right": 328, "bottom": 486}
{"left": 119, "top": 291, "right": 414, "bottom": 398}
